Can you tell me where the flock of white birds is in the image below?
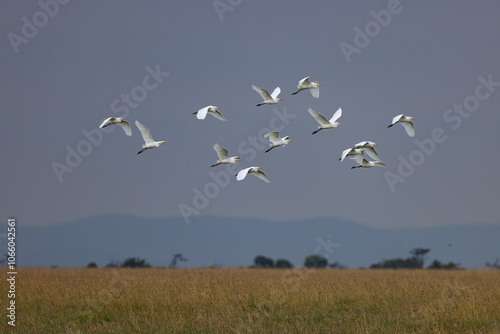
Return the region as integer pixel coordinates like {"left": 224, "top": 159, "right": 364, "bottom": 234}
{"left": 99, "top": 76, "right": 415, "bottom": 183}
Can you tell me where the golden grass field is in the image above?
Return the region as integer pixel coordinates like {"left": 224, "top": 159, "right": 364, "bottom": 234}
{"left": 1, "top": 268, "right": 499, "bottom": 333}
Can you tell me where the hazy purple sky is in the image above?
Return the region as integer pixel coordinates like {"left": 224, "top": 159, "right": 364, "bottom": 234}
{"left": 2, "top": 1, "right": 500, "bottom": 228}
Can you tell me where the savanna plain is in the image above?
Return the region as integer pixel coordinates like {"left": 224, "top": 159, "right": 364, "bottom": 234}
{"left": 1, "top": 268, "right": 499, "bottom": 333}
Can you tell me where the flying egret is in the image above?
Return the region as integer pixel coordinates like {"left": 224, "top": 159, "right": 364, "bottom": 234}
{"left": 193, "top": 106, "right": 227, "bottom": 121}
{"left": 354, "top": 141, "right": 381, "bottom": 161}
{"left": 99, "top": 117, "right": 132, "bottom": 136}
{"left": 292, "top": 77, "right": 322, "bottom": 98}
{"left": 264, "top": 131, "right": 293, "bottom": 153}
{"left": 211, "top": 143, "right": 240, "bottom": 167}
{"left": 350, "top": 154, "right": 387, "bottom": 169}
{"left": 135, "top": 120, "right": 166, "bottom": 155}
{"left": 236, "top": 167, "right": 270, "bottom": 183}
{"left": 252, "top": 85, "right": 282, "bottom": 106}
{"left": 308, "top": 107, "right": 343, "bottom": 135}
{"left": 388, "top": 114, "right": 415, "bottom": 137}
{"left": 339, "top": 148, "right": 365, "bottom": 161}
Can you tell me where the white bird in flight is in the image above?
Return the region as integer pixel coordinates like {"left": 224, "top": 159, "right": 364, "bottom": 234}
{"left": 350, "top": 154, "right": 387, "bottom": 169}
{"left": 292, "top": 77, "right": 322, "bottom": 98}
{"left": 193, "top": 106, "right": 227, "bottom": 121}
{"left": 354, "top": 141, "right": 381, "bottom": 161}
{"left": 252, "top": 85, "right": 283, "bottom": 106}
{"left": 211, "top": 143, "right": 240, "bottom": 167}
{"left": 388, "top": 114, "right": 415, "bottom": 137}
{"left": 236, "top": 166, "right": 270, "bottom": 183}
{"left": 339, "top": 148, "right": 365, "bottom": 162}
{"left": 135, "top": 120, "right": 166, "bottom": 155}
{"left": 264, "top": 131, "right": 293, "bottom": 153}
{"left": 99, "top": 117, "right": 132, "bottom": 136}
{"left": 308, "top": 107, "right": 343, "bottom": 135}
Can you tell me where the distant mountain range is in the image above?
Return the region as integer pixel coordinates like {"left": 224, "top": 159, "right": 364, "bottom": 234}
{"left": 11, "top": 215, "right": 500, "bottom": 269}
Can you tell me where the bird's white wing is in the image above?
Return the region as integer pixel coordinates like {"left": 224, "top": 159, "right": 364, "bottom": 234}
{"left": 99, "top": 117, "right": 112, "bottom": 128}
{"left": 298, "top": 77, "right": 310, "bottom": 87}
{"left": 392, "top": 114, "right": 403, "bottom": 125}
{"left": 364, "top": 147, "right": 380, "bottom": 161}
{"left": 401, "top": 122, "right": 415, "bottom": 137}
{"left": 253, "top": 170, "right": 271, "bottom": 183}
{"left": 236, "top": 167, "right": 252, "bottom": 181}
{"left": 252, "top": 85, "right": 271, "bottom": 101}
{"left": 118, "top": 121, "right": 132, "bottom": 136}
{"left": 209, "top": 110, "right": 228, "bottom": 121}
{"left": 135, "top": 120, "right": 155, "bottom": 144}
{"left": 329, "top": 108, "right": 342, "bottom": 123}
{"left": 196, "top": 106, "right": 210, "bottom": 120}
{"left": 309, "top": 87, "right": 320, "bottom": 99}
{"left": 351, "top": 154, "right": 365, "bottom": 164}
{"left": 264, "top": 131, "right": 280, "bottom": 144}
{"left": 340, "top": 148, "right": 352, "bottom": 162}
{"left": 308, "top": 108, "right": 329, "bottom": 125}
{"left": 213, "top": 143, "right": 229, "bottom": 160}
{"left": 270, "top": 87, "right": 281, "bottom": 100}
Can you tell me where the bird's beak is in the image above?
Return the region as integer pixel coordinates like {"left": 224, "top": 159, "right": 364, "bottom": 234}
{"left": 278, "top": 99, "right": 283, "bottom": 101}
{"left": 120, "top": 117, "right": 124, "bottom": 120}
{"left": 289, "top": 140, "right": 293, "bottom": 142}
{"left": 374, "top": 144, "right": 378, "bottom": 146}
{"left": 216, "top": 107, "right": 220, "bottom": 110}
{"left": 318, "top": 83, "right": 323, "bottom": 86}
{"left": 338, "top": 123, "right": 343, "bottom": 126}
{"left": 411, "top": 117, "right": 415, "bottom": 120}
{"left": 258, "top": 167, "right": 262, "bottom": 169}
{"left": 235, "top": 159, "right": 240, "bottom": 161}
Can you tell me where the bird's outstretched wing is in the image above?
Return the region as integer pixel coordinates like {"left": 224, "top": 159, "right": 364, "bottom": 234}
{"left": 330, "top": 108, "right": 342, "bottom": 123}
{"left": 99, "top": 117, "right": 112, "bottom": 128}
{"left": 340, "top": 148, "right": 352, "bottom": 162}
{"left": 213, "top": 143, "right": 229, "bottom": 160}
{"left": 391, "top": 114, "right": 403, "bottom": 125}
{"left": 298, "top": 77, "right": 310, "bottom": 87}
{"left": 350, "top": 154, "right": 365, "bottom": 165}
{"left": 264, "top": 131, "right": 281, "bottom": 144}
{"left": 252, "top": 85, "right": 271, "bottom": 101}
{"left": 196, "top": 106, "right": 210, "bottom": 120}
{"left": 308, "top": 108, "right": 329, "bottom": 125}
{"left": 118, "top": 121, "right": 132, "bottom": 136}
{"left": 401, "top": 122, "right": 415, "bottom": 137}
{"left": 310, "top": 87, "right": 320, "bottom": 99}
{"left": 135, "top": 120, "right": 154, "bottom": 145}
{"left": 210, "top": 110, "right": 227, "bottom": 121}
{"left": 270, "top": 87, "right": 281, "bottom": 100}
{"left": 236, "top": 167, "right": 252, "bottom": 181}
{"left": 253, "top": 170, "right": 270, "bottom": 183}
